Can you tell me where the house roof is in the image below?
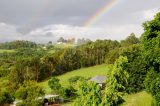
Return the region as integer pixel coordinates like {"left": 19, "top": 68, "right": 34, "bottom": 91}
{"left": 88, "top": 75, "right": 107, "bottom": 84}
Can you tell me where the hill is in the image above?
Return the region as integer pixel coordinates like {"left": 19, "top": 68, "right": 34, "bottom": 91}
{"left": 122, "top": 91, "right": 155, "bottom": 106}
{"left": 39, "top": 64, "right": 109, "bottom": 94}
{"left": 61, "top": 91, "right": 154, "bottom": 106}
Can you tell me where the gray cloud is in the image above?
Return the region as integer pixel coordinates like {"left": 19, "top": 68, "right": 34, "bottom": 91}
{"left": 0, "top": 0, "right": 160, "bottom": 43}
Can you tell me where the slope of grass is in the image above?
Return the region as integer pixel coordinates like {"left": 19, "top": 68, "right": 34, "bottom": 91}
{"left": 122, "top": 91, "right": 155, "bottom": 106}
{"left": 61, "top": 91, "right": 154, "bottom": 106}
{"left": 0, "top": 49, "right": 15, "bottom": 53}
{"left": 54, "top": 43, "right": 73, "bottom": 49}
{"left": 39, "top": 64, "right": 109, "bottom": 94}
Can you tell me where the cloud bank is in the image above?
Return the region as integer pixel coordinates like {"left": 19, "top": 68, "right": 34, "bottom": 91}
{"left": 0, "top": 22, "right": 144, "bottom": 43}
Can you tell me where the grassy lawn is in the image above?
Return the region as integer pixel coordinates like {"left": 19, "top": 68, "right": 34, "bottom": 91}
{"left": 122, "top": 91, "right": 155, "bottom": 106}
{"left": 61, "top": 91, "right": 154, "bottom": 106}
{"left": 39, "top": 64, "right": 109, "bottom": 94}
{"left": 54, "top": 43, "right": 73, "bottom": 49}
{"left": 39, "top": 64, "right": 154, "bottom": 106}
{"left": 48, "top": 49, "right": 55, "bottom": 54}
{"left": 0, "top": 49, "right": 15, "bottom": 53}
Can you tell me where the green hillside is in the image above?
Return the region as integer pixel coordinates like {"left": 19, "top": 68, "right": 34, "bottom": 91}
{"left": 122, "top": 91, "right": 155, "bottom": 106}
{"left": 61, "top": 91, "right": 154, "bottom": 106}
{"left": 0, "top": 49, "right": 15, "bottom": 53}
{"left": 39, "top": 64, "right": 109, "bottom": 94}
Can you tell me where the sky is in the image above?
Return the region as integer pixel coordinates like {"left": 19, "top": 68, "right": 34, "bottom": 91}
{"left": 0, "top": 0, "right": 159, "bottom": 43}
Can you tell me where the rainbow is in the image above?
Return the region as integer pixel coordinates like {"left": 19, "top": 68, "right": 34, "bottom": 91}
{"left": 83, "top": 0, "right": 118, "bottom": 27}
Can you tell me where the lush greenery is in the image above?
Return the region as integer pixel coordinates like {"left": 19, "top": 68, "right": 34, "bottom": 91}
{"left": 142, "top": 12, "right": 160, "bottom": 105}
{"left": 73, "top": 81, "right": 102, "bottom": 106}
{"left": 0, "top": 12, "right": 160, "bottom": 106}
{"left": 39, "top": 64, "right": 109, "bottom": 93}
{"left": 122, "top": 91, "right": 155, "bottom": 106}
{"left": 102, "top": 56, "right": 129, "bottom": 106}
{"left": 15, "top": 80, "right": 44, "bottom": 106}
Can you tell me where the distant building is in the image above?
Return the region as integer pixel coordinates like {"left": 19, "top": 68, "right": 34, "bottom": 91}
{"left": 88, "top": 75, "right": 107, "bottom": 88}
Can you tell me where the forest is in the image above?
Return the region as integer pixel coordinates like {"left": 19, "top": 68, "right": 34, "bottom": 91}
{"left": 0, "top": 12, "right": 160, "bottom": 106}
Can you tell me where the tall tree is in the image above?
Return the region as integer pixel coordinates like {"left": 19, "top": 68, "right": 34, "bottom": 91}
{"left": 142, "top": 12, "right": 160, "bottom": 105}
{"left": 15, "top": 80, "right": 44, "bottom": 106}
{"left": 102, "top": 56, "right": 129, "bottom": 106}
{"left": 121, "top": 33, "right": 140, "bottom": 47}
{"left": 73, "top": 81, "right": 102, "bottom": 106}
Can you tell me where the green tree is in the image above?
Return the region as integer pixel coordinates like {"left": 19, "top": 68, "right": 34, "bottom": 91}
{"left": 121, "top": 33, "right": 140, "bottom": 47}
{"left": 15, "top": 80, "right": 44, "bottom": 106}
{"left": 48, "top": 77, "right": 63, "bottom": 95}
{"left": 142, "top": 12, "right": 160, "bottom": 105}
{"left": 102, "top": 56, "right": 129, "bottom": 106}
{"left": 120, "top": 44, "right": 147, "bottom": 93}
{"left": 68, "top": 76, "right": 85, "bottom": 85}
{"left": 0, "top": 90, "right": 14, "bottom": 105}
{"left": 73, "top": 81, "right": 102, "bottom": 106}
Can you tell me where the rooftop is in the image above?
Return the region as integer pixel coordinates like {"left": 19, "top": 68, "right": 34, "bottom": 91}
{"left": 88, "top": 75, "right": 107, "bottom": 84}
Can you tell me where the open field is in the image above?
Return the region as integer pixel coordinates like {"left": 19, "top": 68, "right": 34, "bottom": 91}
{"left": 39, "top": 64, "right": 155, "bottom": 106}
{"left": 0, "top": 49, "right": 15, "bottom": 53}
{"left": 121, "top": 91, "right": 155, "bottom": 106}
{"left": 61, "top": 91, "right": 154, "bottom": 106}
{"left": 39, "top": 64, "right": 109, "bottom": 94}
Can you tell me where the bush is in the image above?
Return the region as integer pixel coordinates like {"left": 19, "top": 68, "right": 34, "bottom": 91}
{"left": 73, "top": 81, "right": 102, "bottom": 106}
{"left": 103, "top": 56, "right": 129, "bottom": 106}
{"left": 15, "top": 80, "right": 44, "bottom": 106}
{"left": 63, "top": 86, "right": 77, "bottom": 99}
{"left": 0, "top": 90, "right": 14, "bottom": 105}
{"left": 68, "top": 76, "right": 85, "bottom": 85}
{"left": 48, "top": 77, "right": 62, "bottom": 94}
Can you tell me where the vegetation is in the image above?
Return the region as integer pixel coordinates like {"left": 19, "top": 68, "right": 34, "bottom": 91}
{"left": 122, "top": 91, "right": 155, "bottom": 106}
{"left": 0, "top": 12, "right": 160, "bottom": 106}
{"left": 73, "top": 81, "right": 102, "bottom": 106}
{"left": 102, "top": 56, "right": 129, "bottom": 106}
{"left": 48, "top": 77, "right": 63, "bottom": 95}
{"left": 39, "top": 64, "right": 109, "bottom": 93}
{"left": 15, "top": 80, "right": 44, "bottom": 106}
{"left": 142, "top": 12, "right": 160, "bottom": 105}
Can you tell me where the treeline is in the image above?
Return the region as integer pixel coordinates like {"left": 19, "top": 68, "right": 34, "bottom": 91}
{"left": 54, "top": 39, "right": 120, "bottom": 74}
{"left": 0, "top": 34, "right": 140, "bottom": 82}
{"left": 0, "top": 40, "right": 37, "bottom": 49}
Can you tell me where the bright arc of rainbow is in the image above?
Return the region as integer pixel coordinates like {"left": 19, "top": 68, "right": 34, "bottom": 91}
{"left": 83, "top": 0, "right": 118, "bottom": 27}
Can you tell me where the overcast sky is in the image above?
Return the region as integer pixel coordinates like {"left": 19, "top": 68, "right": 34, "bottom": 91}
{"left": 0, "top": 0, "right": 159, "bottom": 43}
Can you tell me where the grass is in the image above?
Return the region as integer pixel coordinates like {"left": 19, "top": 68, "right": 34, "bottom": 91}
{"left": 39, "top": 64, "right": 154, "bottom": 106}
{"left": 39, "top": 64, "right": 109, "bottom": 94}
{"left": 0, "top": 49, "right": 15, "bottom": 53}
{"left": 61, "top": 91, "right": 154, "bottom": 106}
{"left": 54, "top": 43, "right": 73, "bottom": 49}
{"left": 122, "top": 91, "right": 155, "bottom": 106}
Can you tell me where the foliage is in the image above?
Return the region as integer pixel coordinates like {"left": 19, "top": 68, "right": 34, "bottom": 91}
{"left": 0, "top": 90, "right": 14, "bottom": 105}
{"left": 76, "top": 38, "right": 91, "bottom": 45}
{"left": 73, "top": 81, "right": 102, "bottom": 106}
{"left": 57, "top": 37, "right": 75, "bottom": 44}
{"left": 48, "top": 77, "right": 63, "bottom": 95}
{"left": 15, "top": 80, "right": 44, "bottom": 106}
{"left": 102, "top": 56, "right": 129, "bottom": 106}
{"left": 105, "top": 48, "right": 120, "bottom": 64}
{"left": 120, "top": 44, "right": 147, "bottom": 93}
{"left": 142, "top": 12, "right": 160, "bottom": 105}
{"left": 106, "top": 44, "right": 148, "bottom": 93}
{"left": 121, "top": 91, "right": 155, "bottom": 106}
{"left": 0, "top": 40, "right": 37, "bottom": 49}
{"left": 38, "top": 64, "right": 108, "bottom": 93}
{"left": 54, "top": 39, "right": 120, "bottom": 75}
{"left": 68, "top": 76, "right": 85, "bottom": 85}
{"left": 63, "top": 86, "right": 77, "bottom": 99}
{"left": 121, "top": 33, "right": 140, "bottom": 47}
